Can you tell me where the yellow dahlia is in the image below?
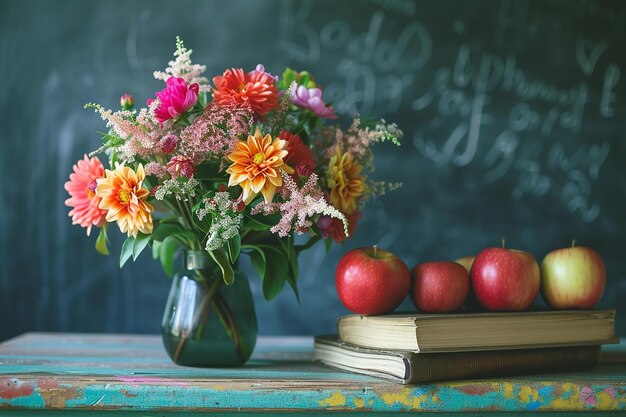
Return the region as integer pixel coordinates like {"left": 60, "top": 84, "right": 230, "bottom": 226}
{"left": 327, "top": 147, "right": 364, "bottom": 214}
{"left": 96, "top": 163, "right": 153, "bottom": 238}
{"left": 226, "top": 129, "right": 294, "bottom": 204}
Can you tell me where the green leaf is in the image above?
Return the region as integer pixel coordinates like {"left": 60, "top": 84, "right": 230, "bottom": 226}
{"left": 159, "top": 235, "right": 180, "bottom": 278}
{"left": 295, "top": 235, "right": 321, "bottom": 253}
{"left": 227, "top": 234, "right": 241, "bottom": 264}
{"left": 198, "top": 91, "right": 208, "bottom": 107}
{"left": 278, "top": 237, "right": 300, "bottom": 302}
{"left": 244, "top": 246, "right": 266, "bottom": 281}
{"left": 209, "top": 248, "right": 235, "bottom": 285}
{"left": 171, "top": 230, "right": 197, "bottom": 248}
{"left": 324, "top": 238, "right": 333, "bottom": 253}
{"left": 95, "top": 227, "right": 109, "bottom": 256}
{"left": 155, "top": 216, "right": 183, "bottom": 225}
{"left": 152, "top": 240, "right": 162, "bottom": 260}
{"left": 120, "top": 237, "right": 135, "bottom": 268}
{"left": 262, "top": 247, "right": 288, "bottom": 301}
{"left": 152, "top": 223, "right": 184, "bottom": 242}
{"left": 244, "top": 215, "right": 273, "bottom": 231}
{"left": 132, "top": 232, "right": 151, "bottom": 261}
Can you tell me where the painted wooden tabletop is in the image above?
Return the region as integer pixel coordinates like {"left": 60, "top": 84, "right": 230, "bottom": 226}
{"left": 0, "top": 333, "right": 625, "bottom": 416}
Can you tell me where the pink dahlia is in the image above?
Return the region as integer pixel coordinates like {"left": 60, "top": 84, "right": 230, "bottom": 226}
{"left": 291, "top": 86, "right": 337, "bottom": 119}
{"left": 64, "top": 155, "right": 108, "bottom": 236}
{"left": 148, "top": 77, "right": 199, "bottom": 123}
{"left": 212, "top": 67, "right": 279, "bottom": 116}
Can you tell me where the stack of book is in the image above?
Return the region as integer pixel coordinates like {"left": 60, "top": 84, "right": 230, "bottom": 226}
{"left": 314, "top": 309, "right": 617, "bottom": 384}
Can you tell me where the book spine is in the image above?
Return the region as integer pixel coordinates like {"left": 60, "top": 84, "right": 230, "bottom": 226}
{"left": 408, "top": 345, "right": 600, "bottom": 384}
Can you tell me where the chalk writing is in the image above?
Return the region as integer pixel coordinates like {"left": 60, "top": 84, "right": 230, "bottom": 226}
{"left": 601, "top": 64, "right": 620, "bottom": 117}
{"left": 278, "top": 0, "right": 619, "bottom": 224}
{"left": 279, "top": 0, "right": 430, "bottom": 115}
{"left": 576, "top": 38, "right": 608, "bottom": 76}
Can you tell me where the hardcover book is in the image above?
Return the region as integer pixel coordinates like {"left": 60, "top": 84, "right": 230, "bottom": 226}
{"left": 337, "top": 309, "right": 616, "bottom": 352}
{"left": 314, "top": 335, "right": 601, "bottom": 384}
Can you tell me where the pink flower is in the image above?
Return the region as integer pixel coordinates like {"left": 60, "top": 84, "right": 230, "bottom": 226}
{"left": 64, "top": 155, "right": 108, "bottom": 236}
{"left": 148, "top": 77, "right": 199, "bottom": 123}
{"left": 167, "top": 156, "right": 196, "bottom": 178}
{"left": 249, "top": 64, "right": 278, "bottom": 83}
{"left": 291, "top": 86, "right": 337, "bottom": 119}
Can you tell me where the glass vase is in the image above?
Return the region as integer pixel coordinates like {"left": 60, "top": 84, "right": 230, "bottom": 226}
{"left": 161, "top": 250, "right": 257, "bottom": 367}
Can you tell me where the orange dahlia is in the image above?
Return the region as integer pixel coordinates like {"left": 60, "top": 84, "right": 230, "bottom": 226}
{"left": 96, "top": 163, "right": 153, "bottom": 238}
{"left": 212, "top": 68, "right": 278, "bottom": 116}
{"left": 327, "top": 147, "right": 364, "bottom": 214}
{"left": 226, "top": 129, "right": 294, "bottom": 204}
{"left": 64, "top": 155, "right": 107, "bottom": 236}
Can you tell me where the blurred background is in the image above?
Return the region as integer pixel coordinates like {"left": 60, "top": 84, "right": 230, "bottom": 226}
{"left": 1, "top": 0, "right": 625, "bottom": 341}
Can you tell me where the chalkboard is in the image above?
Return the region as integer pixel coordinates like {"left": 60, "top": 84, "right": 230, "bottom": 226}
{"left": 1, "top": 0, "right": 625, "bottom": 341}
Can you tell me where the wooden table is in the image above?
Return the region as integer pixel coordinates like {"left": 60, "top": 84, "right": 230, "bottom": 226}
{"left": 1, "top": 333, "right": 625, "bottom": 416}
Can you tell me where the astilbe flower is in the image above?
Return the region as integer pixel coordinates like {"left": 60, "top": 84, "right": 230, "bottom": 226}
{"left": 148, "top": 77, "right": 199, "bottom": 123}
{"left": 291, "top": 85, "right": 337, "bottom": 119}
{"left": 226, "top": 129, "right": 294, "bottom": 205}
{"left": 327, "top": 147, "right": 365, "bottom": 215}
{"left": 317, "top": 210, "right": 361, "bottom": 244}
{"left": 64, "top": 155, "right": 108, "bottom": 236}
{"left": 144, "top": 162, "right": 168, "bottom": 179}
{"left": 318, "top": 117, "right": 402, "bottom": 170}
{"left": 154, "top": 36, "right": 210, "bottom": 92}
{"left": 251, "top": 172, "right": 347, "bottom": 238}
{"left": 96, "top": 163, "right": 153, "bottom": 238}
{"left": 212, "top": 67, "right": 279, "bottom": 116}
{"left": 178, "top": 103, "right": 253, "bottom": 163}
{"left": 87, "top": 102, "right": 165, "bottom": 160}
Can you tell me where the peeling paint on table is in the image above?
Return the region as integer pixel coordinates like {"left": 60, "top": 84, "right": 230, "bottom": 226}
{"left": 0, "top": 333, "right": 625, "bottom": 415}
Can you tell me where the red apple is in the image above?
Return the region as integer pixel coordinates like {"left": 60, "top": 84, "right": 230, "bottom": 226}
{"left": 335, "top": 247, "right": 410, "bottom": 315}
{"left": 455, "top": 256, "right": 475, "bottom": 274}
{"left": 540, "top": 244, "right": 605, "bottom": 309}
{"left": 410, "top": 261, "right": 469, "bottom": 313}
{"left": 471, "top": 246, "right": 540, "bottom": 311}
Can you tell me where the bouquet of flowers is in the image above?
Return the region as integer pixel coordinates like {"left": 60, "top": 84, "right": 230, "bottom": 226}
{"left": 64, "top": 37, "right": 401, "bottom": 365}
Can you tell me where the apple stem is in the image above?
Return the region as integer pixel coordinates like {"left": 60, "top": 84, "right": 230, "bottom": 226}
{"left": 572, "top": 239, "right": 577, "bottom": 248}
{"left": 501, "top": 237, "right": 506, "bottom": 249}
{"left": 373, "top": 245, "right": 378, "bottom": 258}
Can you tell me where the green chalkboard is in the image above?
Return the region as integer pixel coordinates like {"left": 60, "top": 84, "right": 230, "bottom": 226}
{"left": 1, "top": 0, "right": 625, "bottom": 341}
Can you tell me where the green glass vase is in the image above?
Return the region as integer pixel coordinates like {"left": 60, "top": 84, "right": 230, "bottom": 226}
{"left": 161, "top": 250, "right": 257, "bottom": 367}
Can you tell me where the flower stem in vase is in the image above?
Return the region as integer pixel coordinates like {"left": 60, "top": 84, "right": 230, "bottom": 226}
{"left": 173, "top": 277, "right": 222, "bottom": 363}
{"left": 214, "top": 292, "right": 243, "bottom": 363}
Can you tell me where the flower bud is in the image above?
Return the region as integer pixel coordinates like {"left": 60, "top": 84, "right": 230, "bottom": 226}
{"left": 120, "top": 94, "right": 134, "bottom": 110}
{"left": 167, "top": 156, "right": 196, "bottom": 179}
{"left": 159, "top": 134, "right": 178, "bottom": 154}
